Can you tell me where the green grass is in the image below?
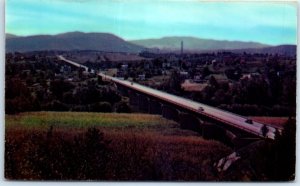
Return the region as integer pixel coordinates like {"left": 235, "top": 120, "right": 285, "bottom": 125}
{"left": 6, "top": 111, "right": 173, "bottom": 129}
{"left": 5, "top": 111, "right": 203, "bottom": 138}
{"left": 5, "top": 111, "right": 234, "bottom": 180}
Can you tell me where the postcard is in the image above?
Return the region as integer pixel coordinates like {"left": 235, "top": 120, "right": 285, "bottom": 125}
{"left": 5, "top": 0, "right": 297, "bottom": 181}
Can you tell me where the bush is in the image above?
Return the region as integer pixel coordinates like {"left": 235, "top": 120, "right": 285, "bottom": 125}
{"left": 266, "top": 118, "right": 296, "bottom": 180}
{"left": 115, "top": 101, "right": 131, "bottom": 113}
{"left": 230, "top": 118, "right": 297, "bottom": 181}
{"left": 5, "top": 96, "right": 37, "bottom": 114}
{"left": 90, "top": 102, "right": 112, "bottom": 112}
{"left": 5, "top": 127, "right": 110, "bottom": 180}
{"left": 47, "top": 100, "right": 69, "bottom": 111}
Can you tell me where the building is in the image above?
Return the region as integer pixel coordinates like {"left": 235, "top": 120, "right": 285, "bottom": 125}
{"left": 138, "top": 74, "right": 146, "bottom": 81}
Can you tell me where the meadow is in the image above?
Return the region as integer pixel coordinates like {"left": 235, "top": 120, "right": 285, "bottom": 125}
{"left": 249, "top": 116, "right": 288, "bottom": 128}
{"left": 5, "top": 112, "right": 233, "bottom": 180}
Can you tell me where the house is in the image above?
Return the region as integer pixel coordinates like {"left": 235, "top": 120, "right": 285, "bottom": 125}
{"left": 205, "top": 74, "right": 228, "bottom": 83}
{"left": 193, "top": 75, "right": 205, "bottom": 83}
{"left": 121, "top": 64, "right": 128, "bottom": 70}
{"left": 138, "top": 74, "right": 146, "bottom": 81}
{"left": 180, "top": 71, "right": 189, "bottom": 79}
{"left": 181, "top": 79, "right": 208, "bottom": 92}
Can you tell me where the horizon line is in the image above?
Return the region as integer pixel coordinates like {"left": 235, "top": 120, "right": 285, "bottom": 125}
{"left": 6, "top": 31, "right": 296, "bottom": 46}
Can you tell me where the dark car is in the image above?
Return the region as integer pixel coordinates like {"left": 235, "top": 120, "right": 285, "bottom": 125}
{"left": 245, "top": 119, "right": 253, "bottom": 124}
{"left": 198, "top": 107, "right": 204, "bottom": 112}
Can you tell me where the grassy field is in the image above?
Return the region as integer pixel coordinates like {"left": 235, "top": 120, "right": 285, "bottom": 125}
{"left": 6, "top": 112, "right": 173, "bottom": 129}
{"left": 5, "top": 112, "right": 233, "bottom": 181}
{"left": 249, "top": 116, "right": 288, "bottom": 128}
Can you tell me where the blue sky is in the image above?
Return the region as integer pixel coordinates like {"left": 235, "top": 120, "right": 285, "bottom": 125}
{"left": 6, "top": 0, "right": 297, "bottom": 45}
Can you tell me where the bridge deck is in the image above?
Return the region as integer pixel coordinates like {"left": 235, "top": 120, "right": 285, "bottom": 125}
{"left": 58, "top": 55, "right": 281, "bottom": 140}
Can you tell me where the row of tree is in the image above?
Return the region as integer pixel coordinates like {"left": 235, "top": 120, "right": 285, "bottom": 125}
{"left": 5, "top": 55, "right": 131, "bottom": 114}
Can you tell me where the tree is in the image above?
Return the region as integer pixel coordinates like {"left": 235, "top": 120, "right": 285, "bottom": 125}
{"left": 282, "top": 76, "right": 296, "bottom": 109}
{"left": 50, "top": 80, "right": 74, "bottom": 100}
{"left": 168, "top": 70, "right": 182, "bottom": 94}
{"left": 266, "top": 118, "right": 296, "bottom": 180}
{"left": 209, "top": 76, "right": 219, "bottom": 89}
{"left": 202, "top": 66, "right": 211, "bottom": 78}
{"left": 91, "top": 102, "right": 112, "bottom": 112}
{"left": 276, "top": 118, "right": 296, "bottom": 180}
{"left": 97, "top": 76, "right": 104, "bottom": 84}
{"left": 115, "top": 101, "right": 131, "bottom": 113}
{"left": 225, "top": 68, "right": 242, "bottom": 81}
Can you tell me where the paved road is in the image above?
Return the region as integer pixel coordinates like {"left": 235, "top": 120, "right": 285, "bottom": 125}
{"left": 58, "top": 56, "right": 89, "bottom": 71}
{"left": 58, "top": 55, "right": 281, "bottom": 140}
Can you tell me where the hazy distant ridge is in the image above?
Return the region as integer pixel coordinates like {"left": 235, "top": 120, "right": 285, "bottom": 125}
{"left": 131, "top": 36, "right": 270, "bottom": 51}
{"left": 6, "top": 32, "right": 145, "bottom": 53}
{"left": 231, "top": 45, "right": 296, "bottom": 56}
{"left": 6, "top": 34, "right": 18, "bottom": 39}
{"left": 6, "top": 32, "right": 295, "bottom": 55}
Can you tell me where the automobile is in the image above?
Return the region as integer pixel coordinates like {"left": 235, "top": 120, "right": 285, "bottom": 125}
{"left": 245, "top": 119, "right": 253, "bottom": 124}
{"left": 198, "top": 107, "right": 204, "bottom": 112}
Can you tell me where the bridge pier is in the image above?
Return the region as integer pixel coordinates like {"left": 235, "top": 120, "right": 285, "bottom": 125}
{"left": 117, "top": 85, "right": 128, "bottom": 96}
{"left": 202, "top": 124, "right": 228, "bottom": 142}
{"left": 138, "top": 95, "right": 149, "bottom": 113}
{"left": 149, "top": 99, "right": 162, "bottom": 115}
{"left": 162, "top": 105, "right": 180, "bottom": 121}
{"left": 113, "top": 82, "right": 267, "bottom": 149}
{"left": 179, "top": 113, "right": 203, "bottom": 133}
{"left": 129, "top": 91, "right": 139, "bottom": 106}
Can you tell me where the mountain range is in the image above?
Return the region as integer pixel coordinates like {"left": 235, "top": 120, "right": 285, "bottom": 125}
{"left": 131, "top": 36, "right": 270, "bottom": 51}
{"left": 6, "top": 32, "right": 144, "bottom": 53}
{"left": 6, "top": 34, "right": 18, "bottom": 39}
{"left": 6, "top": 32, "right": 296, "bottom": 55}
{"left": 230, "top": 45, "right": 296, "bottom": 56}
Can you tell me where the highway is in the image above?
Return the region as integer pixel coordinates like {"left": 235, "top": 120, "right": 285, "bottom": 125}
{"left": 58, "top": 55, "right": 281, "bottom": 140}
{"left": 58, "top": 56, "right": 89, "bottom": 71}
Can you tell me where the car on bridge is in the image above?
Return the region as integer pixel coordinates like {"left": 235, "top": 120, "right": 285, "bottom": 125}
{"left": 245, "top": 119, "right": 253, "bottom": 124}
{"left": 198, "top": 107, "right": 204, "bottom": 112}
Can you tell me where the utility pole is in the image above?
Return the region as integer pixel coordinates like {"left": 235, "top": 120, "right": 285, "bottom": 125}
{"left": 180, "top": 41, "right": 184, "bottom": 69}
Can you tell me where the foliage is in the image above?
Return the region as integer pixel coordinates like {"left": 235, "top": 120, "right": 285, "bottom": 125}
{"left": 5, "top": 79, "right": 40, "bottom": 114}
{"left": 115, "top": 101, "right": 131, "bottom": 113}
{"left": 50, "top": 79, "right": 75, "bottom": 100}
{"left": 266, "top": 118, "right": 296, "bottom": 180}
{"left": 91, "top": 102, "right": 112, "bottom": 112}
{"left": 5, "top": 112, "right": 232, "bottom": 181}
{"left": 5, "top": 127, "right": 110, "bottom": 180}
{"left": 5, "top": 55, "right": 123, "bottom": 114}
{"left": 5, "top": 112, "right": 175, "bottom": 129}
{"left": 224, "top": 118, "right": 296, "bottom": 181}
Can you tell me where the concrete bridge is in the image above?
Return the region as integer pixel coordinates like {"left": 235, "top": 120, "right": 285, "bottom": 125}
{"left": 58, "top": 55, "right": 283, "bottom": 149}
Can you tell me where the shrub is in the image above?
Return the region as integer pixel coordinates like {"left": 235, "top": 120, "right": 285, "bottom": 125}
{"left": 115, "top": 101, "right": 131, "bottom": 113}
{"left": 5, "top": 127, "right": 110, "bottom": 180}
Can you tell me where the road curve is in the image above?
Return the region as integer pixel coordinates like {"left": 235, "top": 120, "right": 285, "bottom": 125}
{"left": 58, "top": 55, "right": 281, "bottom": 140}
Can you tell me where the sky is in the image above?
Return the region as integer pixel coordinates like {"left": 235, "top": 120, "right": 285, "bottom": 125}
{"left": 5, "top": 0, "right": 297, "bottom": 45}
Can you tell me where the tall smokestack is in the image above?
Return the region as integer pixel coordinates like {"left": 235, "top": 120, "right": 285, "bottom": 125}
{"left": 181, "top": 41, "right": 183, "bottom": 55}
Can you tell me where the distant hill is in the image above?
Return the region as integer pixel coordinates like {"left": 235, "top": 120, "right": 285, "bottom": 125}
{"left": 231, "top": 45, "right": 296, "bottom": 56}
{"left": 6, "top": 34, "right": 18, "bottom": 39}
{"left": 6, "top": 32, "right": 145, "bottom": 53}
{"left": 131, "top": 36, "right": 270, "bottom": 51}
{"left": 7, "top": 32, "right": 294, "bottom": 55}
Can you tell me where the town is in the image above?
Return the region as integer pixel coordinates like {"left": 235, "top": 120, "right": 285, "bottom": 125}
{"left": 6, "top": 49, "right": 296, "bottom": 118}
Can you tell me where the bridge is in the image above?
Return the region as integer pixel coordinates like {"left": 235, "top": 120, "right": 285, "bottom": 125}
{"left": 58, "top": 55, "right": 282, "bottom": 148}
